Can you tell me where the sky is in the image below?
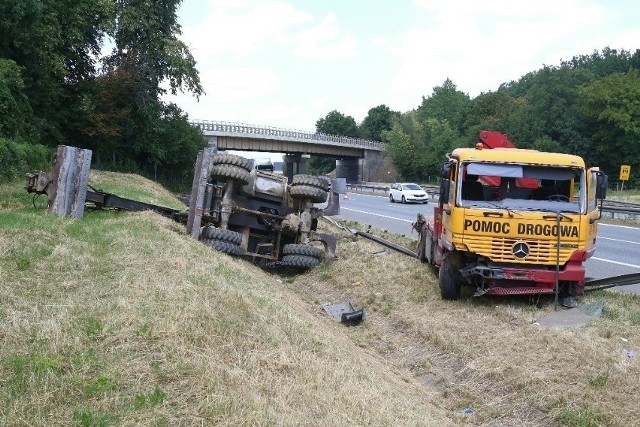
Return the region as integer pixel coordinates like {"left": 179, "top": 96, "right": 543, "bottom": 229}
{"left": 166, "top": 0, "right": 640, "bottom": 136}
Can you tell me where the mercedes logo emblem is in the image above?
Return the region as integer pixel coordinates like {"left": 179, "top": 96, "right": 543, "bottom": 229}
{"left": 512, "top": 241, "right": 529, "bottom": 259}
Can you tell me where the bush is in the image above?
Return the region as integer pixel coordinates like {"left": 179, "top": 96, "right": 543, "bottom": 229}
{"left": 0, "top": 138, "right": 51, "bottom": 180}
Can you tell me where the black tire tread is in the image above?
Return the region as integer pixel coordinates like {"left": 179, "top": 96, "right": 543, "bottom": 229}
{"left": 281, "top": 254, "right": 321, "bottom": 268}
{"left": 289, "top": 185, "right": 328, "bottom": 203}
{"left": 204, "top": 239, "right": 242, "bottom": 256}
{"left": 283, "top": 243, "right": 324, "bottom": 259}
{"left": 292, "top": 174, "right": 329, "bottom": 190}
{"left": 439, "top": 260, "right": 461, "bottom": 300}
{"left": 212, "top": 152, "right": 251, "bottom": 170}
{"left": 201, "top": 227, "right": 242, "bottom": 244}
{"left": 210, "top": 164, "right": 250, "bottom": 184}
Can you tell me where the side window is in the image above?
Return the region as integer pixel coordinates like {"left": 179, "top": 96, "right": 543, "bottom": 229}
{"left": 449, "top": 162, "right": 458, "bottom": 204}
{"left": 588, "top": 171, "right": 597, "bottom": 211}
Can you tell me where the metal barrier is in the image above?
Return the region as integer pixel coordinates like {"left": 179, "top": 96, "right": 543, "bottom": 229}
{"left": 345, "top": 183, "right": 439, "bottom": 198}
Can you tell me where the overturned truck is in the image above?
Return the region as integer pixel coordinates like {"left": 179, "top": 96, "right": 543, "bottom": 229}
{"left": 26, "top": 145, "right": 344, "bottom": 269}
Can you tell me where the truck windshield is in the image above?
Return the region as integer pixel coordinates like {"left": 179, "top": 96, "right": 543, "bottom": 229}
{"left": 458, "top": 162, "right": 585, "bottom": 213}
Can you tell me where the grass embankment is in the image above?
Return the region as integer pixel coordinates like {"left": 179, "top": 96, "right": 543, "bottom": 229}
{"left": 2, "top": 171, "right": 640, "bottom": 426}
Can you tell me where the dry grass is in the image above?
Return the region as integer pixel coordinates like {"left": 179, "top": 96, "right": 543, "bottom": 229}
{"left": 291, "top": 218, "right": 640, "bottom": 427}
{"left": 88, "top": 170, "right": 187, "bottom": 210}
{"left": 0, "top": 177, "right": 447, "bottom": 426}
{"left": 2, "top": 174, "right": 640, "bottom": 427}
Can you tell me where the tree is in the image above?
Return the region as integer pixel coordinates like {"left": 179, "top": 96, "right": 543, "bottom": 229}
{"left": 384, "top": 116, "right": 460, "bottom": 181}
{"left": 96, "top": 0, "right": 204, "bottom": 181}
{"left": 359, "top": 105, "right": 399, "bottom": 141}
{"left": 383, "top": 121, "right": 423, "bottom": 181}
{"left": 0, "top": 59, "right": 36, "bottom": 140}
{"left": 579, "top": 69, "right": 640, "bottom": 180}
{"left": 563, "top": 47, "right": 638, "bottom": 78}
{"left": 315, "top": 110, "right": 360, "bottom": 137}
{"left": 155, "top": 103, "right": 207, "bottom": 187}
{"left": 0, "top": 0, "right": 113, "bottom": 145}
{"left": 417, "top": 79, "right": 471, "bottom": 135}
{"left": 463, "top": 88, "right": 529, "bottom": 144}
{"left": 309, "top": 110, "right": 361, "bottom": 174}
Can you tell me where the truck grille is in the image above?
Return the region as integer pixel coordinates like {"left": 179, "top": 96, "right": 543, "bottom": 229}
{"left": 463, "top": 236, "right": 574, "bottom": 264}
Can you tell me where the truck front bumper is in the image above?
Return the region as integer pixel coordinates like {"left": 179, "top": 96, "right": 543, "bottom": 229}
{"left": 460, "top": 261, "right": 586, "bottom": 295}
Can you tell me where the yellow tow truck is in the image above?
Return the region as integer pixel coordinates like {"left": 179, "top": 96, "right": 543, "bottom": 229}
{"left": 413, "top": 131, "right": 608, "bottom": 307}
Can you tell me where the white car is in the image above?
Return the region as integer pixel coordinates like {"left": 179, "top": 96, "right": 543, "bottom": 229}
{"left": 388, "top": 183, "right": 428, "bottom": 204}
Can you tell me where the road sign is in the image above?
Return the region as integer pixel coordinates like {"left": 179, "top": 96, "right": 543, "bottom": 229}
{"left": 620, "top": 165, "right": 631, "bottom": 181}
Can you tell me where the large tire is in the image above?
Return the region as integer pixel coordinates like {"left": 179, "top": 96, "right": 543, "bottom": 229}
{"left": 283, "top": 243, "right": 324, "bottom": 259}
{"left": 281, "top": 254, "right": 321, "bottom": 269}
{"left": 204, "top": 239, "right": 242, "bottom": 256}
{"left": 212, "top": 152, "right": 251, "bottom": 170}
{"left": 439, "top": 259, "right": 461, "bottom": 300}
{"left": 291, "top": 174, "right": 329, "bottom": 190}
{"left": 210, "top": 164, "right": 250, "bottom": 184}
{"left": 289, "top": 184, "right": 328, "bottom": 203}
{"left": 201, "top": 226, "right": 242, "bottom": 244}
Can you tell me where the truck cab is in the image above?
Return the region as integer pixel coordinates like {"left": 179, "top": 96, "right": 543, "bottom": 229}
{"left": 415, "top": 132, "right": 608, "bottom": 306}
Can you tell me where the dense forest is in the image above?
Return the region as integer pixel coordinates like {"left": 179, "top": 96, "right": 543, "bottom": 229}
{"left": 1, "top": 1, "right": 638, "bottom": 189}
{"left": 0, "top": 0, "right": 206, "bottom": 188}
{"left": 312, "top": 48, "right": 640, "bottom": 187}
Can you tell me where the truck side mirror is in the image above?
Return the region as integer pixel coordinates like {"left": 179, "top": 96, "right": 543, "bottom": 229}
{"left": 440, "top": 178, "right": 450, "bottom": 202}
{"left": 440, "top": 163, "right": 450, "bottom": 178}
{"left": 596, "top": 173, "right": 608, "bottom": 200}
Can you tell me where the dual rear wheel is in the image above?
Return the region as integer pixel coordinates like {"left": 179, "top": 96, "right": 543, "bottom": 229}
{"left": 280, "top": 243, "right": 324, "bottom": 269}
{"left": 201, "top": 226, "right": 243, "bottom": 256}
{"left": 289, "top": 174, "right": 329, "bottom": 204}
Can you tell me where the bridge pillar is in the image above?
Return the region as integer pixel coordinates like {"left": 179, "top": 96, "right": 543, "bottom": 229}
{"left": 206, "top": 135, "right": 218, "bottom": 149}
{"left": 335, "top": 158, "right": 362, "bottom": 183}
{"left": 362, "top": 150, "right": 385, "bottom": 182}
{"left": 283, "top": 154, "right": 310, "bottom": 181}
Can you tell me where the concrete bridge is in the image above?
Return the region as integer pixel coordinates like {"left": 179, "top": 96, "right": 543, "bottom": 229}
{"left": 190, "top": 120, "right": 386, "bottom": 182}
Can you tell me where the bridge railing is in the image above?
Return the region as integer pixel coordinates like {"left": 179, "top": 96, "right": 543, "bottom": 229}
{"left": 190, "top": 120, "right": 384, "bottom": 150}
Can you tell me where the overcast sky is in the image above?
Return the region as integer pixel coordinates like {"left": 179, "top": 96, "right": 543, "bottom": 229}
{"left": 166, "top": 0, "right": 640, "bottom": 134}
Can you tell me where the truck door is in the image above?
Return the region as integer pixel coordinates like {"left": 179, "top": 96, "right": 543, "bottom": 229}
{"left": 441, "top": 160, "right": 457, "bottom": 244}
{"left": 586, "top": 168, "right": 604, "bottom": 249}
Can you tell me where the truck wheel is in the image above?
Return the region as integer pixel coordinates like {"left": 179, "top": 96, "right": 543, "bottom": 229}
{"left": 212, "top": 152, "right": 251, "bottom": 171}
{"left": 204, "top": 239, "right": 242, "bottom": 256}
{"left": 439, "top": 260, "right": 461, "bottom": 300}
{"left": 281, "top": 254, "right": 321, "bottom": 269}
{"left": 210, "top": 164, "right": 250, "bottom": 185}
{"left": 201, "top": 226, "right": 242, "bottom": 244}
{"left": 289, "top": 184, "right": 328, "bottom": 203}
{"left": 283, "top": 243, "right": 324, "bottom": 259}
{"left": 292, "top": 174, "right": 330, "bottom": 190}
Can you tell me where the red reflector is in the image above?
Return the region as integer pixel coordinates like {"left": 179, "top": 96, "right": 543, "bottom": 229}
{"left": 569, "top": 250, "right": 587, "bottom": 262}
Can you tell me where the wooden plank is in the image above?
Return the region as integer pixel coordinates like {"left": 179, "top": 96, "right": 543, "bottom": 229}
{"left": 186, "top": 147, "right": 216, "bottom": 239}
{"left": 49, "top": 145, "right": 92, "bottom": 218}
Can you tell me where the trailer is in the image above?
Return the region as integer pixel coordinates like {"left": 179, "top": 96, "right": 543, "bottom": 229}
{"left": 25, "top": 146, "right": 344, "bottom": 270}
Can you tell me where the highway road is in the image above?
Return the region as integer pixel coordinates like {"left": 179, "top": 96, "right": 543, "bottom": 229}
{"left": 335, "top": 191, "right": 640, "bottom": 294}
